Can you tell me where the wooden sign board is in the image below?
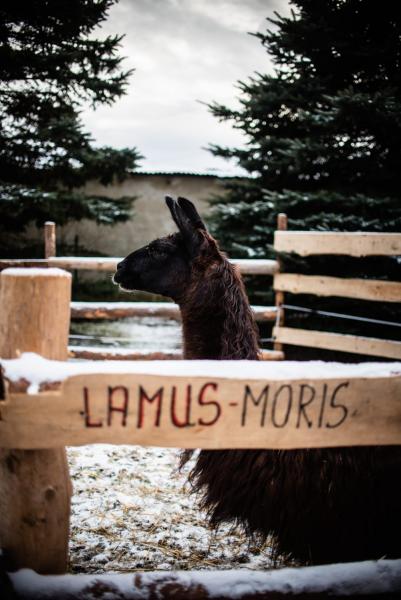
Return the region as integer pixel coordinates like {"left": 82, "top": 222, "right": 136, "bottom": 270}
{"left": 1, "top": 357, "right": 401, "bottom": 450}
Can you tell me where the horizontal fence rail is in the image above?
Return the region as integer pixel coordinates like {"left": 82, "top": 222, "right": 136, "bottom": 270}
{"left": 9, "top": 559, "right": 401, "bottom": 599}
{"left": 1, "top": 353, "right": 400, "bottom": 450}
{"left": 68, "top": 346, "right": 284, "bottom": 361}
{"left": 0, "top": 257, "right": 279, "bottom": 275}
{"left": 68, "top": 347, "right": 183, "bottom": 361}
{"left": 274, "top": 273, "right": 401, "bottom": 303}
{"left": 274, "top": 231, "right": 401, "bottom": 257}
{"left": 273, "top": 327, "right": 401, "bottom": 360}
{"left": 71, "top": 301, "right": 180, "bottom": 320}
{"left": 70, "top": 301, "right": 278, "bottom": 322}
{"left": 273, "top": 229, "right": 401, "bottom": 359}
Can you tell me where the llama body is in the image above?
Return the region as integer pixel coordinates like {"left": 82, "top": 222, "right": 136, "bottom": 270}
{"left": 114, "top": 196, "right": 401, "bottom": 564}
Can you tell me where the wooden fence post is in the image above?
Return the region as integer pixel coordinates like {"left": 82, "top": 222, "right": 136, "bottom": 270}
{"left": 44, "top": 221, "right": 56, "bottom": 259}
{"left": 0, "top": 268, "right": 72, "bottom": 574}
{"left": 274, "top": 213, "right": 288, "bottom": 353}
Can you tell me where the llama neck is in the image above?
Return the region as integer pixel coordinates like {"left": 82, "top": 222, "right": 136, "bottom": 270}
{"left": 179, "top": 263, "right": 260, "bottom": 360}
{"left": 180, "top": 309, "right": 226, "bottom": 360}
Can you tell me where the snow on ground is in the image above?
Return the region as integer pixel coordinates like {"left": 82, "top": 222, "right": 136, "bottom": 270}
{"left": 67, "top": 444, "right": 277, "bottom": 574}
{"left": 70, "top": 316, "right": 182, "bottom": 350}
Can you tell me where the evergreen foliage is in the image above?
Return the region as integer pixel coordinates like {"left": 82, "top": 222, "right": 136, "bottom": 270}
{"left": 208, "top": 0, "right": 401, "bottom": 257}
{"left": 0, "top": 0, "right": 141, "bottom": 255}
{"left": 208, "top": 0, "right": 401, "bottom": 354}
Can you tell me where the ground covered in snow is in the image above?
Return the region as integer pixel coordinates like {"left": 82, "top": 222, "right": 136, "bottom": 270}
{"left": 67, "top": 445, "right": 277, "bottom": 574}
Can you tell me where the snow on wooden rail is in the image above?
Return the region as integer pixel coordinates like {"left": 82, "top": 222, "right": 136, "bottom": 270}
{"left": 70, "top": 301, "right": 278, "bottom": 322}
{"left": 0, "top": 257, "right": 279, "bottom": 275}
{"left": 274, "top": 231, "right": 401, "bottom": 257}
{"left": 67, "top": 346, "right": 284, "bottom": 361}
{"left": 71, "top": 300, "right": 180, "bottom": 320}
{"left": 9, "top": 559, "right": 401, "bottom": 599}
{"left": 1, "top": 353, "right": 400, "bottom": 450}
{"left": 68, "top": 346, "right": 183, "bottom": 361}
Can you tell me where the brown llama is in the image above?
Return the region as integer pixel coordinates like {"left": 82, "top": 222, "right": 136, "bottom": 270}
{"left": 113, "top": 196, "right": 401, "bottom": 564}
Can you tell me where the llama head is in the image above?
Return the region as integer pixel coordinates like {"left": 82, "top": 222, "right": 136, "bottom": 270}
{"left": 113, "top": 196, "right": 220, "bottom": 301}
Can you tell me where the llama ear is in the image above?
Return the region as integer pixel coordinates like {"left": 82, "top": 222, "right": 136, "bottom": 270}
{"left": 177, "top": 197, "right": 206, "bottom": 231}
{"left": 165, "top": 195, "right": 205, "bottom": 256}
{"left": 165, "top": 196, "right": 182, "bottom": 230}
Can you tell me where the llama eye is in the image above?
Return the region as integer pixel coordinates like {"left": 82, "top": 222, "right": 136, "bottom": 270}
{"left": 149, "top": 247, "right": 167, "bottom": 258}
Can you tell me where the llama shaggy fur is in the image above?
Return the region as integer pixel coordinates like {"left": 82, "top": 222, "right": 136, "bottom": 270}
{"left": 114, "top": 196, "right": 401, "bottom": 564}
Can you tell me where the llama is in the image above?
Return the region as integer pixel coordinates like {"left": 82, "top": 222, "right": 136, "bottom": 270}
{"left": 113, "top": 196, "right": 401, "bottom": 564}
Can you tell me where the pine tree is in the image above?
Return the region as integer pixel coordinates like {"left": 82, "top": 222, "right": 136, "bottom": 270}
{"left": 208, "top": 0, "right": 401, "bottom": 353}
{"left": 208, "top": 0, "right": 401, "bottom": 257}
{"left": 0, "top": 0, "right": 142, "bottom": 256}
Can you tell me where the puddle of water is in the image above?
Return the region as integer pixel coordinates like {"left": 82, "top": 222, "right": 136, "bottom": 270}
{"left": 70, "top": 317, "right": 182, "bottom": 351}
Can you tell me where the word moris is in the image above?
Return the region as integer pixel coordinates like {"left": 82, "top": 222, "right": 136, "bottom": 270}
{"left": 81, "top": 380, "right": 350, "bottom": 431}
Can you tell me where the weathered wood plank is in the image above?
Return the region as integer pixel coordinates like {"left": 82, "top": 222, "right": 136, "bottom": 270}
{"left": 49, "top": 256, "right": 119, "bottom": 270}
{"left": 230, "top": 258, "right": 279, "bottom": 275}
{"left": 71, "top": 301, "right": 181, "bottom": 320}
{"left": 273, "top": 326, "right": 401, "bottom": 360}
{"left": 70, "top": 302, "right": 277, "bottom": 322}
{"left": 274, "top": 213, "right": 288, "bottom": 353}
{"left": 1, "top": 257, "right": 279, "bottom": 275}
{"left": 9, "top": 559, "right": 401, "bottom": 599}
{"left": 67, "top": 346, "right": 284, "bottom": 361}
{"left": 0, "top": 268, "right": 72, "bottom": 574}
{"left": 48, "top": 257, "right": 279, "bottom": 274}
{"left": 1, "top": 355, "right": 400, "bottom": 450}
{"left": 274, "top": 231, "right": 401, "bottom": 257}
{"left": 0, "top": 259, "right": 49, "bottom": 271}
{"left": 68, "top": 347, "right": 182, "bottom": 360}
{"left": 261, "top": 349, "right": 285, "bottom": 361}
{"left": 44, "top": 222, "right": 56, "bottom": 259}
{"left": 274, "top": 273, "right": 401, "bottom": 302}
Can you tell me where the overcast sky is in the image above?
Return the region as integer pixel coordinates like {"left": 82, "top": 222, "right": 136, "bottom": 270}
{"left": 82, "top": 0, "right": 290, "bottom": 175}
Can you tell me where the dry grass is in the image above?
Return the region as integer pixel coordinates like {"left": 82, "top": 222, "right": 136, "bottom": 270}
{"left": 67, "top": 445, "right": 278, "bottom": 573}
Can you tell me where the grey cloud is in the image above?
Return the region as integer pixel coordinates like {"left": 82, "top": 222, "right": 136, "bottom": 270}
{"left": 83, "top": 0, "right": 290, "bottom": 174}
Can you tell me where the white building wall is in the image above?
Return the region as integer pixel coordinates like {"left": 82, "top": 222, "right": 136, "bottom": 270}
{"left": 27, "top": 173, "right": 228, "bottom": 257}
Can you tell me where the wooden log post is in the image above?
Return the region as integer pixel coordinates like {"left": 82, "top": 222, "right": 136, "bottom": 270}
{"left": 44, "top": 221, "right": 56, "bottom": 259}
{"left": 274, "top": 213, "right": 288, "bottom": 353}
{"left": 0, "top": 268, "right": 72, "bottom": 574}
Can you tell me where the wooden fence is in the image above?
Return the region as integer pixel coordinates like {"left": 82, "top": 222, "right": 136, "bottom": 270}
{"left": 1, "top": 223, "right": 401, "bottom": 597}
{"left": 273, "top": 230, "right": 401, "bottom": 359}
{"left": 5, "top": 220, "right": 400, "bottom": 360}
{"left": 0, "top": 221, "right": 284, "bottom": 361}
{"left": 0, "top": 223, "right": 401, "bottom": 599}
